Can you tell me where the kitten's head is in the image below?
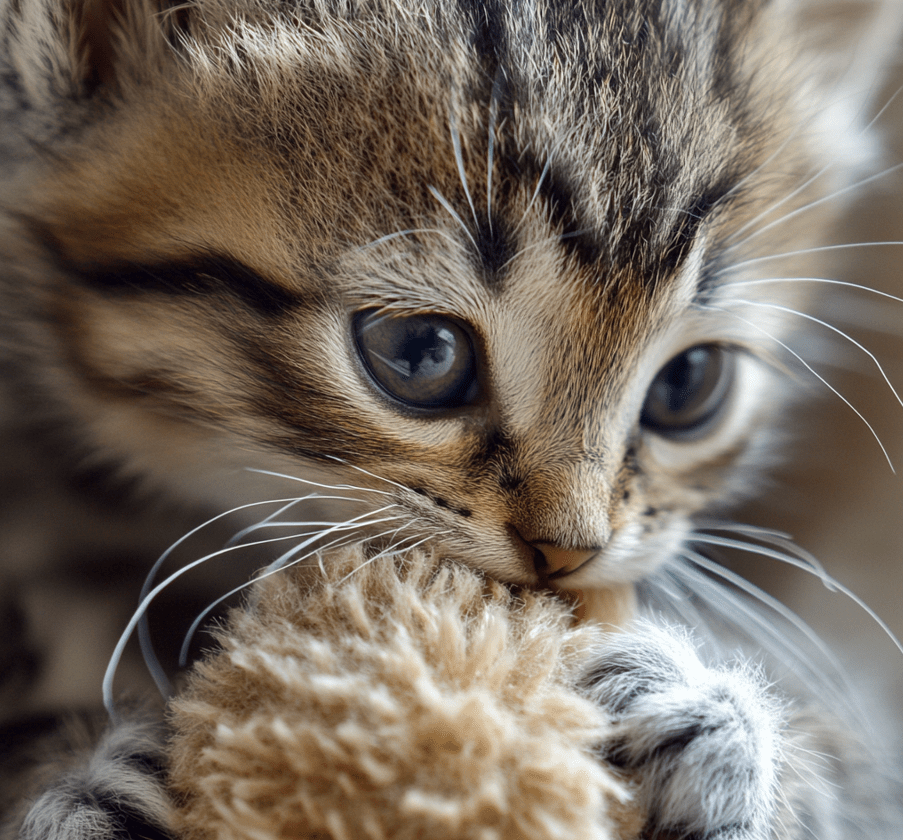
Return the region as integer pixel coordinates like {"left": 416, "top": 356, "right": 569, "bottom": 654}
{"left": 1, "top": 0, "right": 900, "bottom": 591}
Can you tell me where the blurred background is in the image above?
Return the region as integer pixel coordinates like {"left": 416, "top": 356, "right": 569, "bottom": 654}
{"left": 728, "top": 66, "right": 903, "bottom": 746}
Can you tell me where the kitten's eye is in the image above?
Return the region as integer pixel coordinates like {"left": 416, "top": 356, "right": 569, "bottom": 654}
{"left": 353, "top": 310, "right": 478, "bottom": 410}
{"left": 641, "top": 345, "right": 734, "bottom": 437}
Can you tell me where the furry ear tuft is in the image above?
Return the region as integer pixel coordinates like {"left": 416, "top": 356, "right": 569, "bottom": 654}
{"left": 1, "top": 0, "right": 172, "bottom": 108}
{"left": 78, "top": 0, "right": 125, "bottom": 90}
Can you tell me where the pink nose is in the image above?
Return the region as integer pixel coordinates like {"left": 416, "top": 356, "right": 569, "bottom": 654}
{"left": 531, "top": 542, "right": 598, "bottom": 578}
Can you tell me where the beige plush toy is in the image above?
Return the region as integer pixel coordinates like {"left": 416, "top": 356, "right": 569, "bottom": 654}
{"left": 166, "top": 548, "right": 647, "bottom": 840}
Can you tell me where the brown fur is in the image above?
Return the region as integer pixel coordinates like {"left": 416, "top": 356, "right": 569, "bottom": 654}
{"left": 3, "top": 0, "right": 903, "bottom": 836}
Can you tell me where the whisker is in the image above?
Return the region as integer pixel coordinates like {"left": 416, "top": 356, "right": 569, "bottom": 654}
{"left": 862, "top": 82, "right": 903, "bottom": 135}
{"left": 176, "top": 532, "right": 363, "bottom": 666}
{"left": 497, "top": 235, "right": 559, "bottom": 272}
{"left": 716, "top": 121, "right": 812, "bottom": 214}
{"left": 449, "top": 114, "right": 479, "bottom": 232}
{"left": 727, "top": 161, "right": 903, "bottom": 253}
{"left": 721, "top": 240, "right": 903, "bottom": 272}
{"left": 513, "top": 155, "right": 552, "bottom": 235}
{"left": 676, "top": 550, "right": 866, "bottom": 726}
{"left": 689, "top": 533, "right": 903, "bottom": 658}
{"left": 125, "top": 505, "right": 401, "bottom": 711}
{"left": 335, "top": 530, "right": 449, "bottom": 586}
{"left": 694, "top": 520, "right": 829, "bottom": 578}
{"left": 486, "top": 73, "right": 503, "bottom": 234}
{"left": 247, "top": 466, "right": 394, "bottom": 496}
{"left": 726, "top": 298, "right": 903, "bottom": 411}
{"left": 428, "top": 185, "right": 479, "bottom": 252}
{"left": 718, "top": 276, "right": 903, "bottom": 307}
{"left": 226, "top": 494, "right": 367, "bottom": 547}
{"left": 318, "top": 454, "right": 418, "bottom": 495}
{"left": 682, "top": 548, "right": 849, "bottom": 679}
{"left": 262, "top": 507, "right": 404, "bottom": 575}
{"left": 358, "top": 228, "right": 467, "bottom": 252}
{"left": 176, "top": 519, "right": 422, "bottom": 666}
{"left": 105, "top": 522, "right": 364, "bottom": 717}
{"left": 725, "top": 162, "right": 834, "bottom": 247}
{"left": 705, "top": 305, "right": 895, "bottom": 472}
{"left": 136, "top": 495, "right": 325, "bottom": 701}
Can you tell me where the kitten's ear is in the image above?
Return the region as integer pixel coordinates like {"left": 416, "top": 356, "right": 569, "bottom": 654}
{"left": 1, "top": 0, "right": 174, "bottom": 108}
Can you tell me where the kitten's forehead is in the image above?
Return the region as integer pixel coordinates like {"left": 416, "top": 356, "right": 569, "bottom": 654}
{"left": 176, "top": 0, "right": 768, "bottom": 279}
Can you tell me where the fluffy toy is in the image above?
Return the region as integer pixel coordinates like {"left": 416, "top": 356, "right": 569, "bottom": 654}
{"left": 166, "top": 547, "right": 647, "bottom": 840}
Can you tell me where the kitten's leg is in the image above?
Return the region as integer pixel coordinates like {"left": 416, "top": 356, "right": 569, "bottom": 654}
{"left": 2, "top": 713, "right": 174, "bottom": 840}
{"left": 582, "top": 624, "right": 781, "bottom": 840}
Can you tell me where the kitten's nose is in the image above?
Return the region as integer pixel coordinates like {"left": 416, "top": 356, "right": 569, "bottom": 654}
{"left": 531, "top": 542, "right": 599, "bottom": 578}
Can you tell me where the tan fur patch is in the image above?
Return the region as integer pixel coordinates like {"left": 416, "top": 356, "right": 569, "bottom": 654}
{"left": 168, "top": 547, "right": 646, "bottom": 840}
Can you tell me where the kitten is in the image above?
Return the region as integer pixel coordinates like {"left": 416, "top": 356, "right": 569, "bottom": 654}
{"left": 1, "top": 0, "right": 902, "bottom": 837}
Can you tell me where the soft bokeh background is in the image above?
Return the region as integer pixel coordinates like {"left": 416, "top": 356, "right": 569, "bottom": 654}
{"left": 729, "top": 66, "right": 903, "bottom": 745}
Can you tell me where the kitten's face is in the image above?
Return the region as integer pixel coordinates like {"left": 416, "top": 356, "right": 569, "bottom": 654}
{"left": 3, "top": 0, "right": 879, "bottom": 590}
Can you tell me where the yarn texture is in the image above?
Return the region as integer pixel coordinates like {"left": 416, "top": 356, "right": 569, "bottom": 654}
{"left": 167, "top": 547, "right": 645, "bottom": 840}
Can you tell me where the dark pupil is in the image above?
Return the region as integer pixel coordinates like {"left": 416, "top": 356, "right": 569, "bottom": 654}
{"left": 398, "top": 324, "right": 456, "bottom": 379}
{"left": 660, "top": 347, "right": 708, "bottom": 411}
{"left": 354, "top": 310, "right": 477, "bottom": 409}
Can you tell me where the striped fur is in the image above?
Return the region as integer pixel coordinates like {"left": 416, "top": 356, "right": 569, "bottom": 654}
{"left": 1, "top": 0, "right": 902, "bottom": 837}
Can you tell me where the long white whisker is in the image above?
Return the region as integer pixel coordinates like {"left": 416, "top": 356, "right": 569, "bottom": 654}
{"left": 176, "top": 532, "right": 362, "bottom": 666}
{"left": 727, "top": 161, "right": 903, "bottom": 252}
{"left": 122, "top": 505, "right": 401, "bottom": 711}
{"left": 428, "top": 185, "right": 479, "bottom": 251}
{"left": 689, "top": 534, "right": 903, "bottom": 658}
{"left": 676, "top": 551, "right": 866, "bottom": 726}
{"left": 705, "top": 305, "right": 895, "bottom": 472}
{"left": 725, "top": 162, "right": 833, "bottom": 247}
{"left": 449, "top": 115, "right": 480, "bottom": 233}
{"left": 486, "top": 77, "right": 501, "bottom": 234}
{"left": 727, "top": 298, "right": 903, "bottom": 411}
{"left": 682, "top": 548, "right": 849, "bottom": 679}
{"left": 694, "top": 520, "right": 829, "bottom": 578}
{"left": 359, "top": 228, "right": 467, "bottom": 252}
{"left": 262, "top": 507, "right": 404, "bottom": 574}
{"left": 514, "top": 155, "right": 552, "bottom": 234}
{"left": 226, "top": 494, "right": 366, "bottom": 547}
{"left": 862, "top": 82, "right": 903, "bottom": 135}
{"left": 722, "top": 240, "right": 903, "bottom": 272}
{"left": 318, "top": 454, "right": 418, "bottom": 494}
{"left": 136, "top": 495, "right": 323, "bottom": 701}
{"left": 497, "top": 236, "right": 558, "bottom": 272}
{"left": 234, "top": 516, "right": 396, "bottom": 541}
{"left": 247, "top": 467, "right": 394, "bottom": 496}
{"left": 105, "top": 521, "right": 364, "bottom": 718}
{"left": 717, "top": 121, "right": 812, "bottom": 214}
{"left": 176, "top": 519, "right": 421, "bottom": 666}
{"left": 335, "top": 531, "right": 448, "bottom": 586}
{"left": 719, "top": 276, "right": 903, "bottom": 307}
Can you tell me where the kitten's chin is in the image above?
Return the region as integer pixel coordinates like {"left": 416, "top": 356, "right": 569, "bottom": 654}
{"left": 557, "top": 583, "right": 639, "bottom": 629}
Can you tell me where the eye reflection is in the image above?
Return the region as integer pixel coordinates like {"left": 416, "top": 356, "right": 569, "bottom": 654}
{"left": 641, "top": 345, "right": 735, "bottom": 438}
{"left": 353, "top": 310, "right": 478, "bottom": 409}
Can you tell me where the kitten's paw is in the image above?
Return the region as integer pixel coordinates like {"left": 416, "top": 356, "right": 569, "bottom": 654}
{"left": 15, "top": 716, "right": 175, "bottom": 840}
{"left": 582, "top": 624, "right": 782, "bottom": 840}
